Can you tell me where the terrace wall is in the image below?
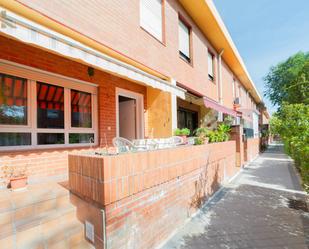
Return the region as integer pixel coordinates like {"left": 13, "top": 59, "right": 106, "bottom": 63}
{"left": 245, "top": 137, "right": 260, "bottom": 163}
{"left": 0, "top": 35, "right": 149, "bottom": 186}
{"left": 68, "top": 141, "right": 238, "bottom": 249}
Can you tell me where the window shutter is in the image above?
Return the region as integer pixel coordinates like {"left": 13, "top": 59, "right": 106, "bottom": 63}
{"left": 140, "top": 0, "right": 162, "bottom": 41}
{"left": 179, "top": 20, "right": 190, "bottom": 58}
{"left": 208, "top": 53, "right": 214, "bottom": 77}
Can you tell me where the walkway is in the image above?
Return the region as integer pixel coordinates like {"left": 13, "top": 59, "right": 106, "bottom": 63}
{"left": 161, "top": 144, "right": 309, "bottom": 249}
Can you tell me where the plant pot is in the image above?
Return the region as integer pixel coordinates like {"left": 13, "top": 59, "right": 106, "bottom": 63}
{"left": 180, "top": 135, "right": 188, "bottom": 144}
{"left": 204, "top": 137, "right": 209, "bottom": 144}
{"left": 10, "top": 176, "right": 27, "bottom": 191}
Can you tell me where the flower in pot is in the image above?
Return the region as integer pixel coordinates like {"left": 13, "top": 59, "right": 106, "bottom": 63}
{"left": 174, "top": 128, "right": 190, "bottom": 144}
{"left": 2, "top": 165, "right": 28, "bottom": 191}
{"left": 194, "top": 127, "right": 210, "bottom": 145}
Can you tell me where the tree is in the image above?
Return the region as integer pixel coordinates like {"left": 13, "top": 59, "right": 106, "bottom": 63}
{"left": 265, "top": 51, "right": 309, "bottom": 191}
{"left": 264, "top": 52, "right": 309, "bottom": 106}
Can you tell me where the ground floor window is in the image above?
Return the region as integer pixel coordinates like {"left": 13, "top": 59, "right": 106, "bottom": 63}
{"left": 177, "top": 108, "right": 198, "bottom": 135}
{"left": 0, "top": 61, "right": 98, "bottom": 150}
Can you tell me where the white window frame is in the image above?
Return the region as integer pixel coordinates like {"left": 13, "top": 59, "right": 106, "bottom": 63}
{"left": 115, "top": 88, "right": 144, "bottom": 139}
{"left": 140, "top": 0, "right": 163, "bottom": 42}
{"left": 178, "top": 18, "right": 191, "bottom": 62}
{"left": 208, "top": 52, "right": 214, "bottom": 80}
{"left": 0, "top": 59, "right": 98, "bottom": 151}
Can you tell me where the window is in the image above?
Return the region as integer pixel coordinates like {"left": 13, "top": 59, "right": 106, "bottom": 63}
{"left": 0, "top": 73, "right": 28, "bottom": 125}
{"left": 208, "top": 52, "right": 214, "bottom": 80}
{"left": 37, "top": 133, "right": 64, "bottom": 145}
{"left": 69, "top": 133, "right": 94, "bottom": 144}
{"left": 0, "top": 62, "right": 97, "bottom": 150}
{"left": 37, "top": 82, "right": 64, "bottom": 129}
{"left": 71, "top": 90, "right": 92, "bottom": 128}
{"left": 177, "top": 108, "right": 198, "bottom": 135}
{"left": 0, "top": 133, "right": 31, "bottom": 146}
{"left": 140, "top": 0, "right": 163, "bottom": 41}
{"left": 179, "top": 19, "right": 191, "bottom": 63}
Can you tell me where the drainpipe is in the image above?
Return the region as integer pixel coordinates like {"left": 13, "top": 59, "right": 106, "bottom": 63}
{"left": 217, "top": 49, "right": 224, "bottom": 121}
{"left": 101, "top": 209, "right": 107, "bottom": 249}
{"left": 171, "top": 78, "right": 178, "bottom": 131}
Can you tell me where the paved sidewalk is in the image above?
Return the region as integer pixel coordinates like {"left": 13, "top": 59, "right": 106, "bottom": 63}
{"left": 161, "top": 144, "right": 309, "bottom": 249}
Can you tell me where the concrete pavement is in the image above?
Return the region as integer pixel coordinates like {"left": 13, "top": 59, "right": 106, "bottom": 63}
{"left": 160, "top": 144, "right": 309, "bottom": 249}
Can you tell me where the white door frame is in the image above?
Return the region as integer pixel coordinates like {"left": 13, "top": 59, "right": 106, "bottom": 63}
{"left": 115, "top": 88, "right": 144, "bottom": 139}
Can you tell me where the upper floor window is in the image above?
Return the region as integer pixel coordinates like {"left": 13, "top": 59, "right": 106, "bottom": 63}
{"left": 140, "top": 0, "right": 163, "bottom": 42}
{"left": 208, "top": 52, "right": 214, "bottom": 80}
{"left": 179, "top": 19, "right": 191, "bottom": 63}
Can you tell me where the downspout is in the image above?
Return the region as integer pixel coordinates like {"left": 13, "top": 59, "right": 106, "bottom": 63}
{"left": 218, "top": 49, "right": 224, "bottom": 104}
{"left": 101, "top": 209, "right": 107, "bottom": 249}
{"left": 217, "top": 49, "right": 224, "bottom": 121}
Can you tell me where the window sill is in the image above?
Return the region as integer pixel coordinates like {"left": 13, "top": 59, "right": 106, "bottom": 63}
{"left": 140, "top": 26, "right": 166, "bottom": 46}
{"left": 0, "top": 143, "right": 98, "bottom": 153}
{"left": 208, "top": 75, "right": 215, "bottom": 82}
{"left": 179, "top": 52, "right": 192, "bottom": 66}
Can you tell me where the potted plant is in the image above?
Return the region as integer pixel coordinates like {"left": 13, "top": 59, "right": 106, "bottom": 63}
{"left": 2, "top": 165, "right": 28, "bottom": 191}
{"left": 194, "top": 127, "right": 210, "bottom": 145}
{"left": 174, "top": 128, "right": 191, "bottom": 144}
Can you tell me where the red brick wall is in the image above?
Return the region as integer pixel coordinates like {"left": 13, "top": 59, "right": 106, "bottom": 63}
{"left": 0, "top": 35, "right": 147, "bottom": 184}
{"left": 245, "top": 138, "right": 260, "bottom": 162}
{"left": 16, "top": 0, "right": 219, "bottom": 100}
{"left": 68, "top": 141, "right": 238, "bottom": 249}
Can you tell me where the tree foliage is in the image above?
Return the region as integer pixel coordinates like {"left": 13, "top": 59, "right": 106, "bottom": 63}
{"left": 266, "top": 51, "right": 309, "bottom": 190}
{"left": 264, "top": 52, "right": 309, "bottom": 106}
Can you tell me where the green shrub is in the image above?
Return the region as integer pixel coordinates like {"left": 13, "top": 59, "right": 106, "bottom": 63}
{"left": 174, "top": 128, "right": 191, "bottom": 136}
{"left": 196, "top": 124, "right": 231, "bottom": 143}
{"left": 270, "top": 103, "right": 309, "bottom": 191}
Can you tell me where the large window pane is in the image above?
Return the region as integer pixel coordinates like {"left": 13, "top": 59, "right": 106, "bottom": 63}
{"left": 37, "top": 82, "right": 64, "bottom": 129}
{"left": 0, "top": 73, "right": 27, "bottom": 125}
{"left": 140, "top": 0, "right": 163, "bottom": 41}
{"left": 69, "top": 133, "right": 94, "bottom": 144}
{"left": 179, "top": 19, "right": 190, "bottom": 62}
{"left": 71, "top": 90, "right": 92, "bottom": 128}
{"left": 0, "top": 132, "right": 31, "bottom": 146}
{"left": 208, "top": 53, "right": 214, "bottom": 80}
{"left": 37, "top": 133, "right": 64, "bottom": 145}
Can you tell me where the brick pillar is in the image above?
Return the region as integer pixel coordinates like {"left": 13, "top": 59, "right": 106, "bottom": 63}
{"left": 230, "top": 125, "right": 244, "bottom": 167}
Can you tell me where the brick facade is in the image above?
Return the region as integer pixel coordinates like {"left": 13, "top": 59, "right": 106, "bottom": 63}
{"left": 0, "top": 35, "right": 148, "bottom": 185}
{"left": 68, "top": 141, "right": 238, "bottom": 249}
{"left": 16, "top": 0, "right": 219, "bottom": 100}
{"left": 245, "top": 138, "right": 260, "bottom": 162}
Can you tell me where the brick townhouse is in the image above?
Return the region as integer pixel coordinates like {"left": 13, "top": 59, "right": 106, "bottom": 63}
{"left": 0, "top": 0, "right": 265, "bottom": 184}
{"left": 0, "top": 1, "right": 269, "bottom": 248}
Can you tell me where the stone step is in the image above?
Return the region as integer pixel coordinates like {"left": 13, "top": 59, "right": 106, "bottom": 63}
{"left": 0, "top": 182, "right": 94, "bottom": 249}
{"left": 0, "top": 211, "right": 93, "bottom": 249}
{"left": 0, "top": 182, "right": 70, "bottom": 214}
{"left": 0, "top": 190, "right": 74, "bottom": 237}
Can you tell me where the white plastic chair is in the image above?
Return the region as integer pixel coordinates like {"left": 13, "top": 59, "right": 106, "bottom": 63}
{"left": 169, "top": 136, "right": 184, "bottom": 146}
{"left": 112, "top": 137, "right": 147, "bottom": 153}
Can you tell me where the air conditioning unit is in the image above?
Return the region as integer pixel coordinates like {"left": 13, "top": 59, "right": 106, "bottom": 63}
{"left": 234, "top": 97, "right": 240, "bottom": 105}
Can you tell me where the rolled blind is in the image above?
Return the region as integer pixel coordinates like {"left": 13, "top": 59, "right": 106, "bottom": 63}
{"left": 179, "top": 20, "right": 190, "bottom": 58}
{"left": 208, "top": 53, "right": 214, "bottom": 77}
{"left": 140, "top": 0, "right": 162, "bottom": 41}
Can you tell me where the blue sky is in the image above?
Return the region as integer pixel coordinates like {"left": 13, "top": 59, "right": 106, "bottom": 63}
{"left": 214, "top": 0, "right": 309, "bottom": 114}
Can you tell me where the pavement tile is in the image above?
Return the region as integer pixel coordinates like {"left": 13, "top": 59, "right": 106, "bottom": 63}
{"left": 161, "top": 144, "right": 309, "bottom": 249}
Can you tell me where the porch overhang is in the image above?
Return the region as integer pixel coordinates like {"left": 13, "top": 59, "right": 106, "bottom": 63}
{"left": 0, "top": 8, "right": 186, "bottom": 99}
{"left": 203, "top": 97, "right": 237, "bottom": 117}
{"left": 237, "top": 108, "right": 260, "bottom": 122}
